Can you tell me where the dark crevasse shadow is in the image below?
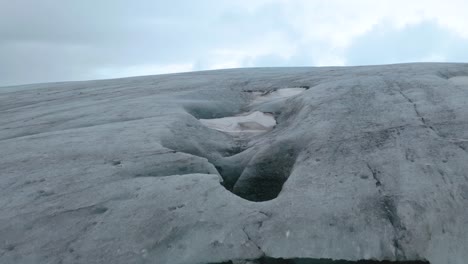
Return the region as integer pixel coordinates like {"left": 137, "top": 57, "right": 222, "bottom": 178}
{"left": 231, "top": 141, "right": 300, "bottom": 201}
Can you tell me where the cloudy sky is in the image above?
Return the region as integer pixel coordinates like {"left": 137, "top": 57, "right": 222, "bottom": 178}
{"left": 1, "top": 0, "right": 468, "bottom": 86}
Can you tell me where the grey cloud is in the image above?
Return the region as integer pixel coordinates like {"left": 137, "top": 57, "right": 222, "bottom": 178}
{"left": 1, "top": 1, "right": 283, "bottom": 86}
{"left": 1, "top": 1, "right": 468, "bottom": 87}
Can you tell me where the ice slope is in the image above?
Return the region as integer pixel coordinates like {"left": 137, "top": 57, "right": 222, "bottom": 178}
{"left": 1, "top": 63, "right": 468, "bottom": 264}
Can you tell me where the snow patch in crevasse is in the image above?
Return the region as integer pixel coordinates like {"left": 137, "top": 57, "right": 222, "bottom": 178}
{"left": 449, "top": 76, "right": 468, "bottom": 86}
{"left": 199, "top": 111, "right": 276, "bottom": 135}
{"left": 198, "top": 88, "right": 305, "bottom": 136}
{"left": 251, "top": 87, "right": 307, "bottom": 105}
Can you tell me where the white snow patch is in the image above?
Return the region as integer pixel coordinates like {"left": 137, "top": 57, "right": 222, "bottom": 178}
{"left": 251, "top": 87, "right": 306, "bottom": 105}
{"left": 199, "top": 87, "right": 305, "bottom": 136}
{"left": 449, "top": 76, "right": 468, "bottom": 86}
{"left": 200, "top": 111, "right": 276, "bottom": 136}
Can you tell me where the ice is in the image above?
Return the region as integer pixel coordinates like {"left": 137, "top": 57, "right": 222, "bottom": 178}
{"left": 251, "top": 87, "right": 307, "bottom": 105}
{"left": 199, "top": 111, "right": 276, "bottom": 135}
{"left": 449, "top": 76, "right": 468, "bottom": 86}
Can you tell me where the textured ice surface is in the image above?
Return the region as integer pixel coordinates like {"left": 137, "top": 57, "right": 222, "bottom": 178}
{"left": 1, "top": 63, "right": 468, "bottom": 264}
{"left": 251, "top": 87, "right": 307, "bottom": 105}
{"left": 449, "top": 76, "right": 468, "bottom": 86}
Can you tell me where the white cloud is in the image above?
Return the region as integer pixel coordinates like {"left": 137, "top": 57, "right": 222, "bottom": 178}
{"left": 202, "top": 31, "right": 298, "bottom": 70}
{"left": 94, "top": 63, "right": 194, "bottom": 79}
{"left": 229, "top": 0, "right": 468, "bottom": 66}
{"left": 2, "top": 0, "right": 468, "bottom": 86}
{"left": 421, "top": 54, "right": 447, "bottom": 62}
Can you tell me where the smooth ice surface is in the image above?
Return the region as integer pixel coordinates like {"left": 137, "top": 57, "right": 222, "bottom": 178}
{"left": 449, "top": 76, "right": 468, "bottom": 86}
{"left": 251, "top": 87, "right": 307, "bottom": 105}
{"left": 200, "top": 111, "right": 276, "bottom": 135}
{"left": 1, "top": 63, "right": 468, "bottom": 264}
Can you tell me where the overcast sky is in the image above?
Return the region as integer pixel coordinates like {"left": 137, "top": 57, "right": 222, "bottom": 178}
{"left": 1, "top": 0, "right": 468, "bottom": 86}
